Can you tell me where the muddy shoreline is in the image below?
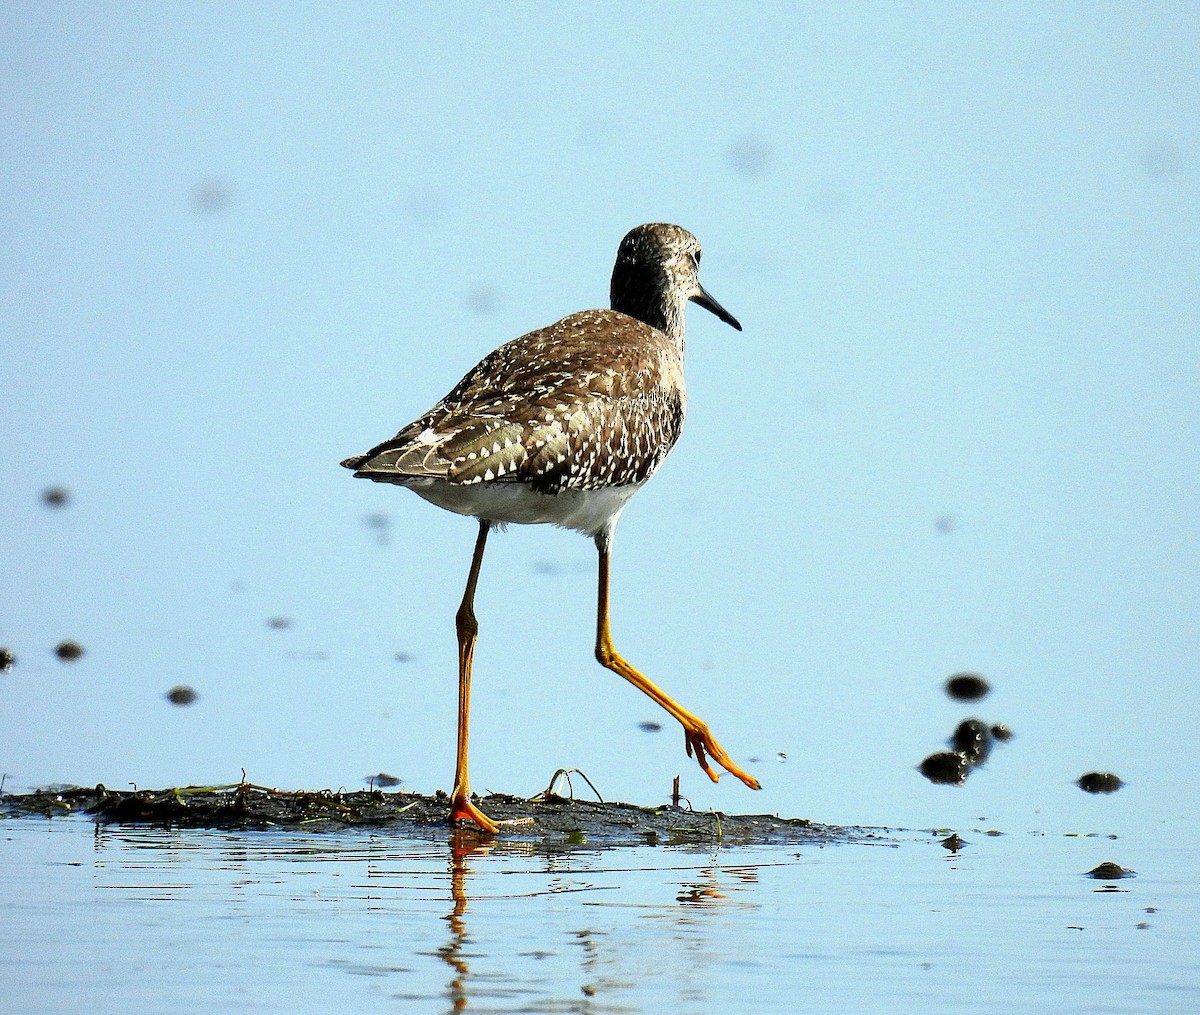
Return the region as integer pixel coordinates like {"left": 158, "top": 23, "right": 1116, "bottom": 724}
{"left": 1, "top": 783, "right": 889, "bottom": 849}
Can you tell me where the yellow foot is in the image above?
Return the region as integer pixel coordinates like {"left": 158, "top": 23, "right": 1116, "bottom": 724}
{"left": 449, "top": 790, "right": 499, "bottom": 834}
{"left": 683, "top": 722, "right": 761, "bottom": 790}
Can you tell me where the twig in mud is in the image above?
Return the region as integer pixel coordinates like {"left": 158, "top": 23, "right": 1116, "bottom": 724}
{"left": 529, "top": 768, "right": 605, "bottom": 804}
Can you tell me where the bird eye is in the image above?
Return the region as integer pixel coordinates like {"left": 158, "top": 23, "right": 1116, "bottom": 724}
{"left": 692, "top": 250, "right": 702, "bottom": 266}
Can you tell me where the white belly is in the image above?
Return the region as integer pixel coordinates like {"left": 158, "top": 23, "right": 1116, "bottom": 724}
{"left": 406, "top": 479, "right": 643, "bottom": 536}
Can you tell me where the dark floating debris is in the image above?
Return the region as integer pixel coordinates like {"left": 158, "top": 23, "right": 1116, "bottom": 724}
{"left": 1087, "top": 861, "right": 1135, "bottom": 880}
{"left": 42, "top": 486, "right": 70, "bottom": 508}
{"left": 940, "top": 833, "right": 966, "bottom": 851}
{"left": 920, "top": 751, "right": 970, "bottom": 785}
{"left": 166, "top": 685, "right": 198, "bottom": 706}
{"left": 950, "top": 719, "right": 993, "bottom": 765}
{"left": 266, "top": 617, "right": 293, "bottom": 630}
{"left": 1078, "top": 772, "right": 1124, "bottom": 794}
{"left": 945, "top": 673, "right": 989, "bottom": 701}
{"left": 394, "top": 651, "right": 413, "bottom": 663}
{"left": 637, "top": 721, "right": 663, "bottom": 733}
{"left": 54, "top": 640, "right": 84, "bottom": 662}
{"left": 934, "top": 513, "right": 957, "bottom": 534}
{"left": 0, "top": 647, "right": 14, "bottom": 672}
{"left": 921, "top": 674, "right": 1011, "bottom": 785}
{"left": 366, "top": 772, "right": 403, "bottom": 788}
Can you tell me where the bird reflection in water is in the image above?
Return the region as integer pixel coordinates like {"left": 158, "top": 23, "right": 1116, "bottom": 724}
{"left": 439, "top": 836, "right": 764, "bottom": 1010}
{"left": 676, "top": 865, "right": 762, "bottom": 909}
{"left": 440, "top": 830, "right": 490, "bottom": 1012}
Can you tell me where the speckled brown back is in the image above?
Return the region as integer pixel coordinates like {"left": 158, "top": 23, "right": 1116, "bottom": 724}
{"left": 343, "top": 308, "right": 686, "bottom": 493}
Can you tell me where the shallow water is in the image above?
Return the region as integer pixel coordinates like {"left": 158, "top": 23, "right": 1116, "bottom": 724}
{"left": 3, "top": 6, "right": 1199, "bottom": 1013}
{"left": 3, "top": 816, "right": 1196, "bottom": 1014}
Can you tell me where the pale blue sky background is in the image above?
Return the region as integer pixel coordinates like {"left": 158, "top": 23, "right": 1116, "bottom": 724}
{"left": 2, "top": 3, "right": 1197, "bottom": 835}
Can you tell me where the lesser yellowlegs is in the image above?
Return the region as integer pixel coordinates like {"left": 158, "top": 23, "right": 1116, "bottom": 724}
{"left": 342, "top": 223, "right": 758, "bottom": 833}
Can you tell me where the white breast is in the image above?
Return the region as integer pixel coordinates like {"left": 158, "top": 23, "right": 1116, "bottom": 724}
{"left": 405, "top": 478, "right": 644, "bottom": 536}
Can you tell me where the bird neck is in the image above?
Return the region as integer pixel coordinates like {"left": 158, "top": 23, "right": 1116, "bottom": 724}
{"left": 610, "top": 275, "right": 688, "bottom": 353}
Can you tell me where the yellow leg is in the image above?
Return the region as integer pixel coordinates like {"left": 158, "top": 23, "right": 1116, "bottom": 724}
{"left": 450, "top": 519, "right": 499, "bottom": 834}
{"left": 593, "top": 529, "right": 761, "bottom": 791}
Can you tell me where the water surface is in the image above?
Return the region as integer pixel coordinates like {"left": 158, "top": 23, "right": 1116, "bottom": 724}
{"left": 3, "top": 816, "right": 1196, "bottom": 1013}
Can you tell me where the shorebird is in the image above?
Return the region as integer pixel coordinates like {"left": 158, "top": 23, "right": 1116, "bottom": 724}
{"left": 342, "top": 223, "right": 760, "bottom": 833}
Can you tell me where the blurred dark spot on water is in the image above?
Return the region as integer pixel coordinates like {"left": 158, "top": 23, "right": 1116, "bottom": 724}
{"left": 940, "top": 833, "right": 966, "bottom": 851}
{"left": 465, "top": 288, "right": 500, "bottom": 316}
{"left": 407, "top": 192, "right": 444, "bottom": 226}
{"left": 776, "top": 752, "right": 787, "bottom": 763}
{"left": 727, "top": 135, "right": 774, "bottom": 177}
{"left": 363, "top": 512, "right": 390, "bottom": 545}
{"left": 950, "top": 719, "right": 993, "bottom": 764}
{"left": 945, "top": 673, "right": 989, "bottom": 701}
{"left": 990, "top": 723, "right": 1013, "bottom": 742}
{"left": 934, "top": 513, "right": 956, "bottom": 534}
{"left": 394, "top": 651, "right": 413, "bottom": 663}
{"left": 55, "top": 640, "right": 84, "bottom": 661}
{"left": 166, "top": 685, "right": 198, "bottom": 706}
{"left": 366, "top": 772, "right": 402, "bottom": 788}
{"left": 1077, "top": 771, "right": 1123, "bottom": 794}
{"left": 637, "top": 721, "right": 662, "bottom": 733}
{"left": 1141, "top": 137, "right": 1185, "bottom": 178}
{"left": 190, "top": 178, "right": 232, "bottom": 214}
{"left": 919, "top": 751, "right": 969, "bottom": 785}
{"left": 747, "top": 757, "right": 762, "bottom": 764}
{"left": 42, "top": 486, "right": 70, "bottom": 508}
{"left": 0, "top": 647, "right": 14, "bottom": 672}
{"left": 531, "top": 560, "right": 590, "bottom": 576}
{"left": 1087, "top": 861, "right": 1134, "bottom": 880}
{"left": 267, "top": 617, "right": 293, "bottom": 630}
{"left": 284, "top": 650, "right": 327, "bottom": 661}
{"left": 808, "top": 181, "right": 849, "bottom": 220}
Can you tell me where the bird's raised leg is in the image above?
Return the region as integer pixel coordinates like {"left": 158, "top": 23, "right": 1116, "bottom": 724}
{"left": 450, "top": 519, "right": 499, "bottom": 834}
{"left": 592, "top": 527, "right": 761, "bottom": 791}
